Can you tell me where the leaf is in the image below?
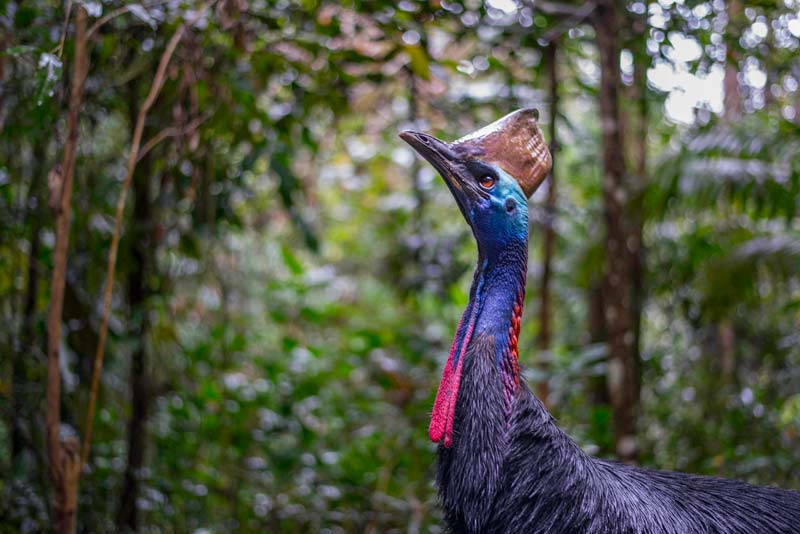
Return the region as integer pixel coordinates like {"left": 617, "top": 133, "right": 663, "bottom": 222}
{"left": 280, "top": 243, "right": 304, "bottom": 275}
{"left": 405, "top": 45, "right": 430, "bottom": 80}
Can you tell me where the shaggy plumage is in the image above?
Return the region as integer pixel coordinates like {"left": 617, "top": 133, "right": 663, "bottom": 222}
{"left": 438, "top": 337, "right": 800, "bottom": 533}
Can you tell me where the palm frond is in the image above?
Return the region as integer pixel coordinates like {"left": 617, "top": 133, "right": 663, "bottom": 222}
{"left": 649, "top": 118, "right": 800, "bottom": 220}
{"left": 699, "top": 232, "right": 800, "bottom": 316}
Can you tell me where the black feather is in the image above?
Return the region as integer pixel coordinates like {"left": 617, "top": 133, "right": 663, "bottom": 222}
{"left": 437, "top": 333, "right": 800, "bottom": 534}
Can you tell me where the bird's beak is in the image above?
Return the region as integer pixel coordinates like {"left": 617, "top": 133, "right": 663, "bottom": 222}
{"left": 399, "top": 130, "right": 472, "bottom": 221}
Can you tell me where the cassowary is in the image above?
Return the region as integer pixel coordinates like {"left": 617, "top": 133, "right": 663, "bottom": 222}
{"left": 399, "top": 109, "right": 800, "bottom": 534}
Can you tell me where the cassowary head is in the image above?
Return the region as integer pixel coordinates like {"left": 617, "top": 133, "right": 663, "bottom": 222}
{"left": 400, "top": 108, "right": 551, "bottom": 250}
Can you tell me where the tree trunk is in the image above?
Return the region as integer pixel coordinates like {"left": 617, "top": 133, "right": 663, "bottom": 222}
{"left": 45, "top": 7, "right": 88, "bottom": 532}
{"left": 587, "top": 282, "right": 613, "bottom": 455}
{"left": 627, "top": 0, "right": 648, "bottom": 447}
{"left": 594, "top": 0, "right": 641, "bottom": 464}
{"left": 717, "top": 0, "right": 742, "bottom": 386}
{"left": 536, "top": 41, "right": 559, "bottom": 407}
{"left": 116, "top": 125, "right": 154, "bottom": 534}
{"left": 587, "top": 283, "right": 609, "bottom": 404}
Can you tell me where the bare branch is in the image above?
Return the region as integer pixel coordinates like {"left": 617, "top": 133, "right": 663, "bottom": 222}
{"left": 56, "top": 0, "right": 73, "bottom": 59}
{"left": 86, "top": 5, "right": 134, "bottom": 39}
{"left": 80, "top": 0, "right": 217, "bottom": 471}
{"left": 136, "top": 111, "right": 212, "bottom": 163}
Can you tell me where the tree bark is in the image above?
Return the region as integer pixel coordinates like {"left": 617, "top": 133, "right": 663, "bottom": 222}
{"left": 717, "top": 0, "right": 741, "bottom": 385}
{"left": 587, "top": 282, "right": 613, "bottom": 455}
{"left": 536, "top": 41, "right": 559, "bottom": 407}
{"left": 587, "top": 283, "right": 610, "bottom": 405}
{"left": 45, "top": 6, "right": 88, "bottom": 532}
{"left": 594, "top": 0, "right": 641, "bottom": 464}
{"left": 628, "top": 0, "right": 648, "bottom": 440}
{"left": 116, "top": 97, "right": 155, "bottom": 534}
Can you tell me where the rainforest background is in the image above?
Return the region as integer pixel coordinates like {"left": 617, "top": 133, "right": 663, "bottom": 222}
{"left": 1, "top": 0, "right": 800, "bottom": 532}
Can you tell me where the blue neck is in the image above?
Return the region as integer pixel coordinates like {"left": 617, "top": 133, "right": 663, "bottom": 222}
{"left": 452, "top": 237, "right": 528, "bottom": 385}
{"left": 474, "top": 243, "right": 527, "bottom": 338}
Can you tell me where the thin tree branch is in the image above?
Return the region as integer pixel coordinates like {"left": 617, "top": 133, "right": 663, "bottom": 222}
{"left": 87, "top": 5, "right": 136, "bottom": 39}
{"left": 80, "top": 0, "right": 217, "bottom": 471}
{"left": 46, "top": 5, "right": 88, "bottom": 533}
{"left": 136, "top": 111, "right": 211, "bottom": 163}
{"left": 55, "top": 0, "right": 73, "bottom": 59}
{"left": 539, "top": 2, "right": 597, "bottom": 45}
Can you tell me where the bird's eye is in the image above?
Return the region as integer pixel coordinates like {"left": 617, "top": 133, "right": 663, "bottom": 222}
{"left": 479, "top": 175, "right": 495, "bottom": 189}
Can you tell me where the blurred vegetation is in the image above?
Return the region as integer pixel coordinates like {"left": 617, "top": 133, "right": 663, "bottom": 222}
{"left": 1, "top": 0, "right": 799, "bottom": 532}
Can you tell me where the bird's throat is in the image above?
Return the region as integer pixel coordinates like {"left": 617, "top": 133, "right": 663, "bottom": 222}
{"left": 430, "top": 247, "right": 527, "bottom": 448}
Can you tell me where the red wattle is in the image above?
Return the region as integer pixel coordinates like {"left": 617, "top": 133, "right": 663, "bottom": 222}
{"left": 429, "top": 317, "right": 475, "bottom": 447}
{"left": 442, "top": 354, "right": 464, "bottom": 447}
{"left": 429, "top": 350, "right": 454, "bottom": 443}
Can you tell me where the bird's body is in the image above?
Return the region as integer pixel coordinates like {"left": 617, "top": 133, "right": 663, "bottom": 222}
{"left": 439, "top": 334, "right": 800, "bottom": 533}
{"left": 400, "top": 109, "right": 800, "bottom": 534}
